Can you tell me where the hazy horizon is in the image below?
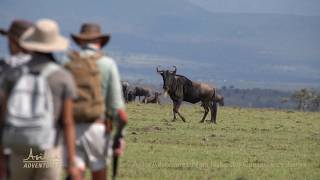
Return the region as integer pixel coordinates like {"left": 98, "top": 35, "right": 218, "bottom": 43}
{"left": 1, "top": 0, "right": 319, "bottom": 90}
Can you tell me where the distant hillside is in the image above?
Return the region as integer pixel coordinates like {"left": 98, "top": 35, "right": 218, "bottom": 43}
{"left": 0, "top": 0, "right": 319, "bottom": 89}
{"left": 218, "top": 87, "right": 295, "bottom": 109}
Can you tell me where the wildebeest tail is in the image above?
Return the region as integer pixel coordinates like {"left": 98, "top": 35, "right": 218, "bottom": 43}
{"left": 210, "top": 88, "right": 218, "bottom": 123}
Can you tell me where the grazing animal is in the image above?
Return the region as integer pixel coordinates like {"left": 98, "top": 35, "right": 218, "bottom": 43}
{"left": 143, "top": 92, "right": 161, "bottom": 104}
{"left": 201, "top": 94, "right": 224, "bottom": 118}
{"left": 121, "top": 81, "right": 130, "bottom": 103}
{"left": 134, "top": 86, "right": 151, "bottom": 102}
{"left": 157, "top": 66, "right": 219, "bottom": 123}
{"left": 126, "top": 86, "right": 136, "bottom": 102}
{"left": 215, "top": 94, "right": 224, "bottom": 106}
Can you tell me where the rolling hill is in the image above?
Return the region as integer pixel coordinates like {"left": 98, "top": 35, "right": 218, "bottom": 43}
{"left": 0, "top": 0, "right": 319, "bottom": 89}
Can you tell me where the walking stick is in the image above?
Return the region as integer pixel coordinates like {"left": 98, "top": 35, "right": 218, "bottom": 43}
{"left": 112, "top": 155, "right": 119, "bottom": 180}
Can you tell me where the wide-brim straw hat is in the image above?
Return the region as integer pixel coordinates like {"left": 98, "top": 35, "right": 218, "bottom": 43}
{"left": 19, "top": 19, "right": 69, "bottom": 53}
{"left": 0, "top": 19, "right": 33, "bottom": 40}
{"left": 71, "top": 23, "right": 110, "bottom": 47}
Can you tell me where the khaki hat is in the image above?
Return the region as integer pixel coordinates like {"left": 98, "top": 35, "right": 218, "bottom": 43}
{"left": 0, "top": 19, "right": 33, "bottom": 40}
{"left": 19, "top": 19, "right": 69, "bottom": 53}
{"left": 71, "top": 23, "right": 110, "bottom": 47}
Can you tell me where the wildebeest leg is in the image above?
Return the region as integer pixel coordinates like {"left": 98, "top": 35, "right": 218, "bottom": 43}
{"left": 174, "top": 101, "right": 186, "bottom": 122}
{"left": 210, "top": 100, "right": 217, "bottom": 124}
{"left": 200, "top": 103, "right": 209, "bottom": 123}
{"left": 172, "top": 101, "right": 177, "bottom": 121}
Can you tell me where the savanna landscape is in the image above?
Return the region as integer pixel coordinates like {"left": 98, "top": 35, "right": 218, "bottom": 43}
{"left": 1, "top": 1, "right": 320, "bottom": 180}
{"left": 112, "top": 103, "right": 320, "bottom": 180}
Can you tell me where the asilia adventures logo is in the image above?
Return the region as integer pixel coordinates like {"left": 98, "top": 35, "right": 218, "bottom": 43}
{"left": 23, "top": 148, "right": 61, "bottom": 168}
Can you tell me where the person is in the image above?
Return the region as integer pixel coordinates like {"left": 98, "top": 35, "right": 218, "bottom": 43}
{"left": 67, "top": 22, "right": 127, "bottom": 180}
{"left": 0, "top": 19, "right": 33, "bottom": 103}
{"left": 0, "top": 19, "right": 33, "bottom": 179}
{"left": 0, "top": 19, "right": 80, "bottom": 180}
{"left": 0, "top": 19, "right": 33, "bottom": 68}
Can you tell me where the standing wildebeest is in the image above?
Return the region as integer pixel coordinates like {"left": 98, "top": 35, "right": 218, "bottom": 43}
{"left": 215, "top": 94, "right": 224, "bottom": 106}
{"left": 126, "top": 86, "right": 136, "bottom": 102}
{"left": 143, "top": 92, "right": 161, "bottom": 104}
{"left": 121, "top": 81, "right": 130, "bottom": 103}
{"left": 157, "top": 66, "right": 219, "bottom": 123}
{"left": 134, "top": 86, "right": 151, "bottom": 102}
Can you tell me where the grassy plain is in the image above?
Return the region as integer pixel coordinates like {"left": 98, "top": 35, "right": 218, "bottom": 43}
{"left": 112, "top": 103, "right": 320, "bottom": 180}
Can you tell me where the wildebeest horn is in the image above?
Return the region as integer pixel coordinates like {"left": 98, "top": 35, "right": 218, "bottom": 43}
{"left": 171, "top": 66, "right": 177, "bottom": 73}
{"left": 156, "top": 65, "right": 164, "bottom": 73}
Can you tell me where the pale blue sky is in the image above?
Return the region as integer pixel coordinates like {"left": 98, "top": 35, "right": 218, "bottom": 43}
{"left": 0, "top": 0, "right": 319, "bottom": 89}
{"left": 188, "top": 0, "right": 320, "bottom": 16}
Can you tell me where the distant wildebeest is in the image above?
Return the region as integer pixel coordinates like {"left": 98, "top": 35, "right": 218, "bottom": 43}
{"left": 126, "top": 86, "right": 136, "bottom": 102}
{"left": 215, "top": 94, "right": 224, "bottom": 106}
{"left": 202, "top": 94, "right": 224, "bottom": 106}
{"left": 121, "top": 81, "right": 130, "bottom": 103}
{"left": 143, "top": 92, "right": 161, "bottom": 104}
{"left": 201, "top": 94, "right": 224, "bottom": 109}
{"left": 157, "top": 66, "right": 220, "bottom": 123}
{"left": 134, "top": 86, "right": 151, "bottom": 102}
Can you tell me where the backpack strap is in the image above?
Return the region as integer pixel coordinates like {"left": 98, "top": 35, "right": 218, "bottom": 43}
{"left": 67, "top": 50, "right": 81, "bottom": 61}
{"left": 67, "top": 50, "right": 103, "bottom": 62}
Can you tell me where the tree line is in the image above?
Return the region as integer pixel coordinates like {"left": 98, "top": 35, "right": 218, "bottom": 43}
{"left": 291, "top": 88, "right": 320, "bottom": 111}
{"left": 218, "top": 86, "right": 320, "bottom": 111}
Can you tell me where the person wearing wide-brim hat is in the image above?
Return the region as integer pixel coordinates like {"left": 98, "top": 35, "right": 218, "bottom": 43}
{"left": 71, "top": 23, "right": 110, "bottom": 48}
{"left": 0, "top": 19, "right": 80, "bottom": 180}
{"left": 68, "top": 23, "right": 127, "bottom": 180}
{"left": 19, "top": 19, "right": 68, "bottom": 53}
{"left": 0, "top": 19, "right": 33, "bottom": 67}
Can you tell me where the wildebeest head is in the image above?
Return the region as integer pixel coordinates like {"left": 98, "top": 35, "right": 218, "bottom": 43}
{"left": 157, "top": 66, "right": 177, "bottom": 93}
{"left": 216, "top": 94, "right": 224, "bottom": 106}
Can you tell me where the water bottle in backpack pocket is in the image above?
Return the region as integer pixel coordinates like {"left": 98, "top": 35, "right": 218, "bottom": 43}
{"left": 2, "top": 63, "right": 61, "bottom": 153}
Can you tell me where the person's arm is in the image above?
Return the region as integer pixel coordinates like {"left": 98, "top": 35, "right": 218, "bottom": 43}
{"left": 62, "top": 98, "right": 79, "bottom": 179}
{"left": 0, "top": 92, "right": 7, "bottom": 179}
{"left": 0, "top": 72, "right": 10, "bottom": 179}
{"left": 107, "top": 61, "right": 125, "bottom": 111}
{"left": 112, "top": 109, "right": 128, "bottom": 156}
{"left": 106, "top": 60, "right": 128, "bottom": 155}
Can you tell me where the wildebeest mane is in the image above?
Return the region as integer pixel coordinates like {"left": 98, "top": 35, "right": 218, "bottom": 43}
{"left": 169, "top": 74, "right": 192, "bottom": 99}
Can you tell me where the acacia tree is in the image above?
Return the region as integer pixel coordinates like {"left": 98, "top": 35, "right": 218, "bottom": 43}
{"left": 291, "top": 88, "right": 313, "bottom": 111}
{"left": 310, "top": 93, "right": 320, "bottom": 111}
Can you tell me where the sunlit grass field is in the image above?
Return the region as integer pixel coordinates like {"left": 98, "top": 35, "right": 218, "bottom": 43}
{"left": 105, "top": 103, "right": 320, "bottom": 180}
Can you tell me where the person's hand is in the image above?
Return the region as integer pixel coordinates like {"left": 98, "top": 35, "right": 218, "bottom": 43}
{"left": 67, "top": 166, "right": 81, "bottom": 180}
{"left": 113, "top": 137, "right": 126, "bottom": 156}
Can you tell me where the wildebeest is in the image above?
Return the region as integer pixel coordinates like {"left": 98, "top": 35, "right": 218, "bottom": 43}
{"left": 143, "top": 92, "right": 161, "bottom": 104}
{"left": 215, "top": 94, "right": 224, "bottom": 106}
{"left": 157, "top": 66, "right": 220, "bottom": 123}
{"left": 126, "top": 86, "right": 136, "bottom": 102}
{"left": 121, "top": 81, "right": 130, "bottom": 103}
{"left": 134, "top": 86, "right": 151, "bottom": 102}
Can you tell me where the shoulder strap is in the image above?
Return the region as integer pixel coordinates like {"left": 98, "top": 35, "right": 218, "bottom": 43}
{"left": 91, "top": 51, "right": 103, "bottom": 61}
{"left": 67, "top": 50, "right": 81, "bottom": 61}
{"left": 69, "top": 50, "right": 103, "bottom": 61}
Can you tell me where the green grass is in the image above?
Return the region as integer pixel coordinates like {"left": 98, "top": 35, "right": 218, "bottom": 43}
{"left": 111, "top": 103, "right": 320, "bottom": 180}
